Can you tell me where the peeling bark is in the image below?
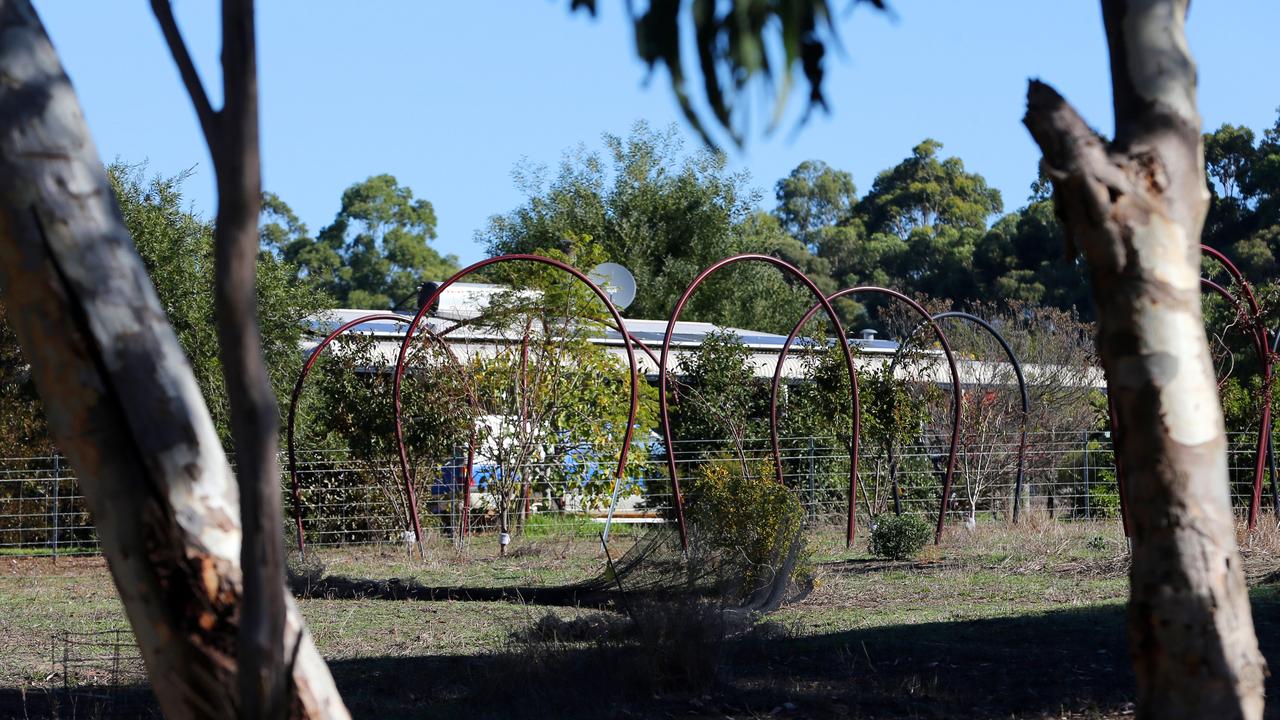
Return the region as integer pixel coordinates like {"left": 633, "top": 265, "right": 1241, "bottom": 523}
{"left": 0, "top": 2, "right": 348, "bottom": 717}
{"left": 1023, "top": 1, "right": 1266, "bottom": 717}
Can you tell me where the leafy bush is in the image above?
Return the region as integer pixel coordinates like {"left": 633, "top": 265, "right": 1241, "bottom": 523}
{"left": 683, "top": 458, "right": 812, "bottom": 602}
{"left": 1086, "top": 473, "right": 1120, "bottom": 519}
{"left": 868, "top": 513, "right": 932, "bottom": 560}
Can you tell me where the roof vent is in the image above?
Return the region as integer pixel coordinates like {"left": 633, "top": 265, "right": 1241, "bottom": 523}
{"left": 859, "top": 328, "right": 878, "bottom": 341}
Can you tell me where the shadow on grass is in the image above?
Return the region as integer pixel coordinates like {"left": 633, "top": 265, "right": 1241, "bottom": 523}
{"left": 291, "top": 571, "right": 622, "bottom": 608}
{"left": 320, "top": 601, "right": 1139, "bottom": 720}
{"left": 327, "top": 587, "right": 1280, "bottom": 719}
{"left": 8, "top": 589, "right": 1280, "bottom": 719}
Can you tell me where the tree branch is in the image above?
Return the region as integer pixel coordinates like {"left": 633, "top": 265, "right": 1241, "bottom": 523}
{"left": 0, "top": 2, "right": 345, "bottom": 717}
{"left": 150, "top": 0, "right": 219, "bottom": 151}
{"left": 1022, "top": 80, "right": 1135, "bottom": 265}
{"left": 212, "top": 0, "right": 290, "bottom": 716}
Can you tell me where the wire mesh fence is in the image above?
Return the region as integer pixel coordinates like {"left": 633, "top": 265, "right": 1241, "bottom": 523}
{"left": 45, "top": 628, "right": 157, "bottom": 718}
{"left": 1, "top": 430, "right": 1275, "bottom": 556}
{"left": 0, "top": 455, "right": 96, "bottom": 556}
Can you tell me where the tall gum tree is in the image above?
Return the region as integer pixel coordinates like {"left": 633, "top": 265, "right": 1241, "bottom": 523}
{"left": 0, "top": 1, "right": 347, "bottom": 717}
{"left": 574, "top": 0, "right": 1268, "bottom": 716}
{"left": 1023, "top": 1, "right": 1265, "bottom": 716}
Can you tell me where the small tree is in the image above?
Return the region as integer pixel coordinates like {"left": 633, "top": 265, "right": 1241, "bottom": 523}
{"left": 668, "top": 330, "right": 768, "bottom": 472}
{"left": 785, "top": 341, "right": 935, "bottom": 520}
{"left": 467, "top": 237, "right": 658, "bottom": 550}
{"left": 918, "top": 304, "right": 1099, "bottom": 521}
{"left": 305, "top": 330, "right": 475, "bottom": 541}
{"left": 683, "top": 456, "right": 811, "bottom": 606}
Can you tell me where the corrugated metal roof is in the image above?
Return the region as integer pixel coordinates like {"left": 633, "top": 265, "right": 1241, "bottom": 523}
{"left": 307, "top": 282, "right": 906, "bottom": 354}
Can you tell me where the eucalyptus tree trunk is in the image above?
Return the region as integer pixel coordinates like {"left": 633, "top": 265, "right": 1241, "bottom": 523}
{"left": 0, "top": 2, "right": 348, "bottom": 717}
{"left": 1023, "top": 1, "right": 1265, "bottom": 717}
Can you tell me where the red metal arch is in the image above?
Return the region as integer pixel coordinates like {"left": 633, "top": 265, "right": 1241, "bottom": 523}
{"left": 1201, "top": 246, "right": 1273, "bottom": 529}
{"left": 658, "top": 254, "right": 860, "bottom": 551}
{"left": 393, "top": 255, "right": 641, "bottom": 557}
{"left": 770, "top": 287, "right": 962, "bottom": 545}
{"left": 286, "top": 313, "right": 478, "bottom": 558}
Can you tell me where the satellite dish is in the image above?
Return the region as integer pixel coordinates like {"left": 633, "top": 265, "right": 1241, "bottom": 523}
{"left": 589, "top": 262, "right": 637, "bottom": 310}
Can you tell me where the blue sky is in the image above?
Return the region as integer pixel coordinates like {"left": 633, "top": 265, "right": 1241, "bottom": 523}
{"left": 31, "top": 2, "right": 1280, "bottom": 266}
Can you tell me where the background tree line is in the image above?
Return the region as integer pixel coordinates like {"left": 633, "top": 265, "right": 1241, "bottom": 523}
{"left": 484, "top": 114, "right": 1280, "bottom": 337}
{"left": 6, "top": 111, "right": 1279, "bottom": 459}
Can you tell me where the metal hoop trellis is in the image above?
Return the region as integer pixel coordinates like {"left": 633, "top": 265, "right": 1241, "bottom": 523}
{"left": 771, "top": 288, "right": 962, "bottom": 545}
{"left": 286, "top": 313, "right": 478, "bottom": 559}
{"left": 393, "top": 255, "right": 641, "bottom": 558}
{"left": 657, "top": 254, "right": 860, "bottom": 551}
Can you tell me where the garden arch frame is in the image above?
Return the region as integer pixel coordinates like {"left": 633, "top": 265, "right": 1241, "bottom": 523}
{"left": 889, "top": 312, "right": 1030, "bottom": 523}
{"left": 393, "top": 255, "right": 641, "bottom": 558}
{"left": 657, "top": 254, "right": 859, "bottom": 552}
{"left": 769, "top": 288, "right": 962, "bottom": 545}
{"left": 286, "top": 313, "right": 478, "bottom": 559}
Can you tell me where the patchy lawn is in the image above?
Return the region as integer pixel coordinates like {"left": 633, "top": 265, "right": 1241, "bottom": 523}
{"left": 4, "top": 518, "right": 1280, "bottom": 718}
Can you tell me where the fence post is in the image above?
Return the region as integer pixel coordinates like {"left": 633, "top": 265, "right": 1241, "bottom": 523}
{"left": 51, "top": 454, "right": 60, "bottom": 560}
{"left": 806, "top": 436, "right": 816, "bottom": 521}
{"left": 1083, "top": 431, "right": 1091, "bottom": 520}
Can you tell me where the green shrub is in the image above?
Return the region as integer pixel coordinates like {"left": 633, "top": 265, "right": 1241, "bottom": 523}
{"left": 1086, "top": 473, "right": 1120, "bottom": 519}
{"left": 683, "top": 458, "right": 812, "bottom": 599}
{"left": 868, "top": 513, "right": 932, "bottom": 560}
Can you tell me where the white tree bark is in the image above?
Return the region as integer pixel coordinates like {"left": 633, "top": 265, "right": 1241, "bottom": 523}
{"left": 1024, "top": 1, "right": 1266, "bottom": 717}
{"left": 0, "top": 2, "right": 348, "bottom": 717}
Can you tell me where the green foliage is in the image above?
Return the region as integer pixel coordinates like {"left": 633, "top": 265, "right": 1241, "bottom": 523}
{"left": 868, "top": 513, "right": 931, "bottom": 561}
{"left": 684, "top": 458, "right": 811, "bottom": 596}
{"left": 482, "top": 122, "right": 814, "bottom": 334}
{"left": 977, "top": 200, "right": 1091, "bottom": 311}
{"left": 775, "top": 160, "right": 857, "bottom": 238}
{"left": 1087, "top": 474, "right": 1121, "bottom": 520}
{"left": 669, "top": 329, "right": 766, "bottom": 460}
{"left": 0, "top": 300, "right": 51, "bottom": 457}
{"left": 265, "top": 175, "right": 459, "bottom": 309}
{"left": 861, "top": 139, "right": 1002, "bottom": 236}
{"left": 109, "top": 163, "right": 328, "bottom": 444}
{"left": 569, "top": 0, "right": 884, "bottom": 147}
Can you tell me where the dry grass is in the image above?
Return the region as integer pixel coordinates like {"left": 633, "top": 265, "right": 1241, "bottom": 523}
{"left": 5, "top": 518, "right": 1280, "bottom": 718}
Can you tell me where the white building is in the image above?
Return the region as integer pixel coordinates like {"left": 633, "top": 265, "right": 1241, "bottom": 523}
{"left": 303, "top": 281, "right": 1105, "bottom": 389}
